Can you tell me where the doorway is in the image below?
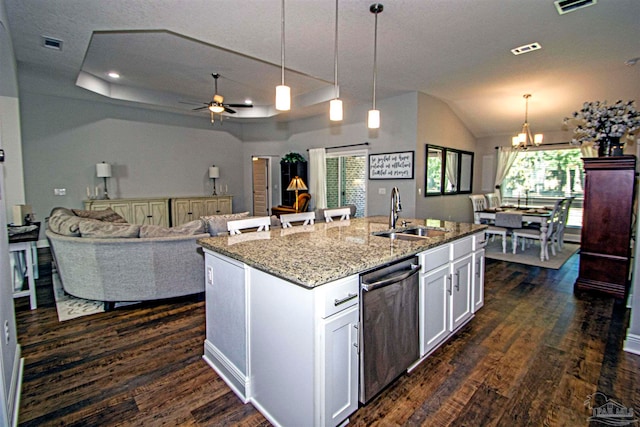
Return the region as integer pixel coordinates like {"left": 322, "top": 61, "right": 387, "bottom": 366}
{"left": 252, "top": 157, "right": 270, "bottom": 216}
{"left": 326, "top": 150, "right": 367, "bottom": 217}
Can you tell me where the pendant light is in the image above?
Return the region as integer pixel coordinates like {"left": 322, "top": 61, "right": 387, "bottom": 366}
{"left": 275, "top": 0, "right": 291, "bottom": 111}
{"left": 512, "top": 94, "right": 543, "bottom": 149}
{"left": 329, "top": 0, "right": 343, "bottom": 121}
{"left": 368, "top": 3, "right": 383, "bottom": 129}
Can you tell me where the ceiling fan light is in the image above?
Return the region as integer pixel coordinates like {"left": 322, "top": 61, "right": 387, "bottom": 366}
{"left": 276, "top": 85, "right": 291, "bottom": 111}
{"left": 330, "top": 99, "right": 343, "bottom": 121}
{"left": 368, "top": 109, "right": 380, "bottom": 129}
{"left": 209, "top": 103, "right": 225, "bottom": 113}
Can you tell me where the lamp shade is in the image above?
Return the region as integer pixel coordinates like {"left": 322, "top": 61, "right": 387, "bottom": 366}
{"left": 367, "top": 109, "right": 380, "bottom": 129}
{"left": 209, "top": 166, "right": 220, "bottom": 179}
{"left": 330, "top": 99, "right": 343, "bottom": 121}
{"left": 287, "top": 176, "right": 307, "bottom": 191}
{"left": 275, "top": 85, "right": 291, "bottom": 111}
{"left": 96, "top": 162, "right": 112, "bottom": 178}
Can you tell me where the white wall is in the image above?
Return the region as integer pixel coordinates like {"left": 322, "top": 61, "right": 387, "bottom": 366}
{"left": 242, "top": 92, "right": 418, "bottom": 218}
{"left": 19, "top": 90, "right": 246, "bottom": 228}
{"left": 415, "top": 93, "right": 477, "bottom": 223}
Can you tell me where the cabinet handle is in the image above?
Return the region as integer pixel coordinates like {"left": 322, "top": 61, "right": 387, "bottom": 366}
{"left": 147, "top": 215, "right": 153, "bottom": 218}
{"left": 334, "top": 293, "right": 358, "bottom": 306}
{"left": 455, "top": 272, "right": 460, "bottom": 292}
{"left": 353, "top": 323, "right": 359, "bottom": 354}
{"left": 447, "top": 274, "right": 452, "bottom": 295}
{"left": 476, "top": 260, "right": 480, "bottom": 278}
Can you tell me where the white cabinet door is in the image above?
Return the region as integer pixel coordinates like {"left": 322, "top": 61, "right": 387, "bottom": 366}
{"left": 472, "top": 248, "right": 485, "bottom": 312}
{"left": 420, "top": 263, "right": 450, "bottom": 357}
{"left": 321, "top": 304, "right": 359, "bottom": 427}
{"left": 172, "top": 199, "right": 192, "bottom": 226}
{"left": 450, "top": 253, "right": 473, "bottom": 332}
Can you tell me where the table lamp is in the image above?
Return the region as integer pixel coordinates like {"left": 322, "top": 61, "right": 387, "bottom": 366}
{"left": 287, "top": 176, "right": 308, "bottom": 212}
{"left": 96, "top": 161, "right": 112, "bottom": 200}
{"left": 209, "top": 165, "right": 220, "bottom": 196}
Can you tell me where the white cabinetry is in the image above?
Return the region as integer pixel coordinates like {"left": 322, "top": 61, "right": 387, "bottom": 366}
{"left": 472, "top": 232, "right": 486, "bottom": 312}
{"left": 203, "top": 250, "right": 358, "bottom": 427}
{"left": 171, "top": 196, "right": 233, "bottom": 226}
{"left": 84, "top": 198, "right": 169, "bottom": 226}
{"left": 418, "top": 235, "right": 478, "bottom": 358}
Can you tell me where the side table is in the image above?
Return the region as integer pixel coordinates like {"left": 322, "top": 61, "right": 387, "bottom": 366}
{"left": 8, "top": 222, "right": 40, "bottom": 310}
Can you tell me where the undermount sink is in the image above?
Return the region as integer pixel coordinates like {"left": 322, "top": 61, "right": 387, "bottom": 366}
{"left": 374, "top": 226, "right": 448, "bottom": 240}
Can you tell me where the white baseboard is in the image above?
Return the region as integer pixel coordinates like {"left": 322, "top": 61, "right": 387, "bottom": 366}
{"left": 202, "top": 340, "right": 250, "bottom": 403}
{"left": 623, "top": 333, "right": 640, "bottom": 355}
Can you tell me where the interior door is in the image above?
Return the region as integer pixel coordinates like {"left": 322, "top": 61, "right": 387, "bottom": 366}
{"left": 252, "top": 158, "right": 269, "bottom": 216}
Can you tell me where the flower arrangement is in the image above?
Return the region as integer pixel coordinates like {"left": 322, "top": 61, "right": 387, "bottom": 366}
{"left": 281, "top": 152, "right": 306, "bottom": 163}
{"left": 564, "top": 100, "right": 640, "bottom": 147}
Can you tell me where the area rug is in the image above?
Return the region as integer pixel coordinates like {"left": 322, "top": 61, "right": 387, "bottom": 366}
{"left": 53, "top": 271, "right": 104, "bottom": 321}
{"left": 484, "top": 238, "right": 579, "bottom": 270}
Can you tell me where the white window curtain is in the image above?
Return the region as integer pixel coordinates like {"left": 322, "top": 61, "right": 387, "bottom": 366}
{"left": 580, "top": 142, "right": 598, "bottom": 158}
{"left": 445, "top": 150, "right": 458, "bottom": 191}
{"left": 494, "top": 147, "right": 519, "bottom": 195}
{"left": 309, "top": 148, "right": 327, "bottom": 209}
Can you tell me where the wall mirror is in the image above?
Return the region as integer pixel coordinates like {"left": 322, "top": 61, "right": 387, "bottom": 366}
{"left": 425, "top": 144, "right": 474, "bottom": 196}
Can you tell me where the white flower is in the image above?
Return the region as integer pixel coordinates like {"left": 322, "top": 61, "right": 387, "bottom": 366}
{"left": 564, "top": 100, "right": 640, "bottom": 147}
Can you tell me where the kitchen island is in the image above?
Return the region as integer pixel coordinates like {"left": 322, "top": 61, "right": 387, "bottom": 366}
{"left": 198, "top": 216, "right": 487, "bottom": 427}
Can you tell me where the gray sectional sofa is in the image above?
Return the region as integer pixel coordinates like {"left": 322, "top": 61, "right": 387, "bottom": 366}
{"left": 46, "top": 207, "right": 211, "bottom": 307}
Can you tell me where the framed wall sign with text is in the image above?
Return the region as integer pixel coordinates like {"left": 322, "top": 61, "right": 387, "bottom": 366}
{"left": 368, "top": 151, "right": 414, "bottom": 180}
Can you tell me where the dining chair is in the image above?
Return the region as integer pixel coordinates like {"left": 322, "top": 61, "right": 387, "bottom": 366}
{"left": 280, "top": 211, "right": 315, "bottom": 228}
{"left": 324, "top": 207, "right": 351, "bottom": 222}
{"left": 552, "top": 197, "right": 573, "bottom": 251}
{"left": 485, "top": 193, "right": 501, "bottom": 209}
{"left": 468, "top": 194, "right": 508, "bottom": 253}
{"left": 227, "top": 216, "right": 271, "bottom": 235}
{"left": 511, "top": 200, "right": 562, "bottom": 260}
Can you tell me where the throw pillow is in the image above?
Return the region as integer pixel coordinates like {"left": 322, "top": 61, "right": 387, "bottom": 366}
{"left": 202, "top": 212, "right": 250, "bottom": 236}
{"left": 48, "top": 207, "right": 84, "bottom": 236}
{"left": 72, "top": 208, "right": 128, "bottom": 223}
{"left": 78, "top": 221, "right": 140, "bottom": 238}
{"left": 139, "top": 219, "right": 206, "bottom": 238}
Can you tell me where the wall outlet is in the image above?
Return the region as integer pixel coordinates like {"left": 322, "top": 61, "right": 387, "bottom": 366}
{"left": 54, "top": 188, "right": 66, "bottom": 196}
{"left": 378, "top": 188, "right": 386, "bottom": 195}
{"left": 4, "top": 320, "right": 10, "bottom": 344}
{"left": 207, "top": 266, "right": 214, "bottom": 285}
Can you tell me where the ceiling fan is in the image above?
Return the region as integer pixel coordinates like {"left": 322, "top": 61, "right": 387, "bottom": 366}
{"left": 192, "top": 73, "right": 254, "bottom": 115}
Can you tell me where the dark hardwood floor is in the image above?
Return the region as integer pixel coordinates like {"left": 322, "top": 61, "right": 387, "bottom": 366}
{"left": 14, "top": 249, "right": 639, "bottom": 426}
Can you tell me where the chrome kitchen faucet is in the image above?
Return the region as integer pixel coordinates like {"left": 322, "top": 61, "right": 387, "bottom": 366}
{"left": 389, "top": 187, "right": 402, "bottom": 229}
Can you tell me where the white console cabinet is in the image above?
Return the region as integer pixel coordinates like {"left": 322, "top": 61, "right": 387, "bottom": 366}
{"left": 171, "top": 196, "right": 232, "bottom": 226}
{"left": 84, "top": 198, "right": 169, "bottom": 226}
{"left": 203, "top": 250, "right": 359, "bottom": 427}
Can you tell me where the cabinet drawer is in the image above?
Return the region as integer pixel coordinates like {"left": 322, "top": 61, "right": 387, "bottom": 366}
{"left": 316, "top": 275, "right": 359, "bottom": 319}
{"left": 419, "top": 245, "right": 450, "bottom": 273}
{"left": 473, "top": 232, "right": 487, "bottom": 250}
{"left": 451, "top": 236, "right": 473, "bottom": 260}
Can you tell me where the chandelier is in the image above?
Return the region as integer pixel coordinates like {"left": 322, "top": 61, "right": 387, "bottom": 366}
{"left": 512, "top": 94, "right": 543, "bottom": 149}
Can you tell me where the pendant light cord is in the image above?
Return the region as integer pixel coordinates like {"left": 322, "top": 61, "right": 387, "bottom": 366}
{"left": 281, "top": 0, "right": 286, "bottom": 86}
{"left": 372, "top": 8, "right": 378, "bottom": 110}
{"left": 334, "top": 0, "right": 339, "bottom": 98}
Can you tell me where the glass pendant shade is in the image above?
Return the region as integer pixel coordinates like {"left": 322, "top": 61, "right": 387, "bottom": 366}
{"left": 534, "top": 133, "right": 543, "bottom": 145}
{"left": 368, "top": 109, "right": 380, "bottom": 129}
{"left": 330, "top": 99, "right": 343, "bottom": 121}
{"left": 275, "top": 85, "right": 291, "bottom": 111}
{"left": 209, "top": 103, "right": 225, "bottom": 114}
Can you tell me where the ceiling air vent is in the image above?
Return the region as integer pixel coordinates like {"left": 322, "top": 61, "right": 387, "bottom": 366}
{"left": 41, "top": 36, "right": 63, "bottom": 51}
{"left": 511, "top": 42, "right": 541, "bottom": 56}
{"left": 554, "top": 0, "right": 597, "bottom": 15}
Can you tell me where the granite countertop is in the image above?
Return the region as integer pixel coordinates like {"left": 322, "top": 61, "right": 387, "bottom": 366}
{"left": 198, "top": 216, "right": 486, "bottom": 289}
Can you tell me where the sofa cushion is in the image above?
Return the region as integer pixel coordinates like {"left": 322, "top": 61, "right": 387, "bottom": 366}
{"left": 202, "top": 212, "right": 250, "bottom": 236}
{"left": 48, "top": 207, "right": 84, "bottom": 236}
{"left": 78, "top": 220, "right": 141, "bottom": 238}
{"left": 139, "top": 219, "right": 206, "bottom": 238}
{"left": 72, "top": 208, "right": 127, "bottom": 223}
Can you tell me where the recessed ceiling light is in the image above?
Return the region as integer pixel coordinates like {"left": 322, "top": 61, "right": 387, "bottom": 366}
{"left": 511, "top": 42, "right": 542, "bottom": 56}
{"left": 107, "top": 72, "right": 121, "bottom": 79}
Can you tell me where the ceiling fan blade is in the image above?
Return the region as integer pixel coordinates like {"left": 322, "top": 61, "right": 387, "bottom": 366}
{"left": 224, "top": 106, "right": 237, "bottom": 114}
{"left": 180, "top": 100, "right": 207, "bottom": 106}
{"left": 192, "top": 106, "right": 208, "bottom": 111}
{"left": 225, "top": 103, "right": 254, "bottom": 108}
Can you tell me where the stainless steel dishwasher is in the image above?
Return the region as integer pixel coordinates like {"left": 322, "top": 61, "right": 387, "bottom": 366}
{"left": 359, "top": 256, "right": 420, "bottom": 404}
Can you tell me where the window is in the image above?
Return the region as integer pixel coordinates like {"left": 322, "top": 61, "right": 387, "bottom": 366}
{"left": 425, "top": 145, "right": 474, "bottom": 196}
{"left": 502, "top": 147, "right": 584, "bottom": 227}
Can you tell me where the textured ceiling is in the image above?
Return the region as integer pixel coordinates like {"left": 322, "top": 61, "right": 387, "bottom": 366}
{"left": 4, "top": 0, "right": 640, "bottom": 137}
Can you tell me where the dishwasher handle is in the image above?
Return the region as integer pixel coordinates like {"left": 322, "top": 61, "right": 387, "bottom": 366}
{"left": 361, "top": 264, "right": 421, "bottom": 292}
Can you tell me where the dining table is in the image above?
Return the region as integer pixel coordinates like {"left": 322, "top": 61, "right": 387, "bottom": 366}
{"left": 476, "top": 207, "right": 552, "bottom": 261}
